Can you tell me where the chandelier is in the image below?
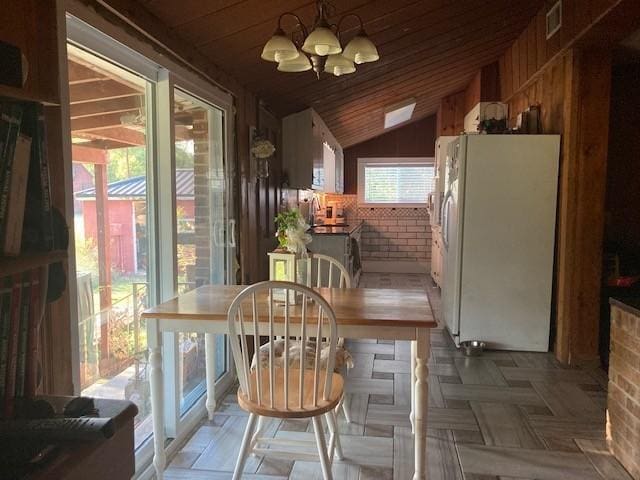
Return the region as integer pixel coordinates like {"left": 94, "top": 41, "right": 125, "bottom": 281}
{"left": 261, "top": 0, "right": 379, "bottom": 78}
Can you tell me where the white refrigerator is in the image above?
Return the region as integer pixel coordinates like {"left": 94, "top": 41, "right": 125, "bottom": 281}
{"left": 441, "top": 135, "right": 560, "bottom": 352}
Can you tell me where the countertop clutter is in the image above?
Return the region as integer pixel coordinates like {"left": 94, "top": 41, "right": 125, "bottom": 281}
{"left": 309, "top": 220, "right": 363, "bottom": 235}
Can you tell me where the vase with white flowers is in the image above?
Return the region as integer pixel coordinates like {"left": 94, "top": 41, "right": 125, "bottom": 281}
{"left": 274, "top": 208, "right": 311, "bottom": 254}
{"left": 250, "top": 134, "right": 275, "bottom": 179}
{"left": 270, "top": 209, "right": 312, "bottom": 301}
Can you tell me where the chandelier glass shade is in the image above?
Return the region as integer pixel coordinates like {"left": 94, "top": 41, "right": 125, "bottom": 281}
{"left": 261, "top": 0, "right": 379, "bottom": 78}
{"left": 301, "top": 26, "right": 342, "bottom": 56}
{"left": 343, "top": 32, "right": 379, "bottom": 64}
{"left": 277, "top": 52, "right": 312, "bottom": 72}
{"left": 260, "top": 29, "right": 299, "bottom": 62}
{"left": 325, "top": 54, "right": 355, "bottom": 76}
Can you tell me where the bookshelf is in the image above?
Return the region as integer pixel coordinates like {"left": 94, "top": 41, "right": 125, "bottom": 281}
{"left": 0, "top": 86, "right": 60, "bottom": 107}
{"left": 0, "top": 0, "right": 60, "bottom": 106}
{"left": 1, "top": 0, "right": 72, "bottom": 402}
{"left": 1, "top": 251, "right": 67, "bottom": 277}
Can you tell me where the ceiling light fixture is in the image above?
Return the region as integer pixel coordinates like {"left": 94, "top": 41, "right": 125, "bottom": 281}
{"left": 261, "top": 0, "right": 379, "bottom": 79}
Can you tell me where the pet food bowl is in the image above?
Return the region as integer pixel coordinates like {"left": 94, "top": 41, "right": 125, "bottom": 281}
{"left": 460, "top": 340, "right": 485, "bottom": 357}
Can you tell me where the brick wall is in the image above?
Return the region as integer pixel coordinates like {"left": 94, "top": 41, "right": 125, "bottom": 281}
{"left": 607, "top": 303, "right": 640, "bottom": 480}
{"left": 193, "top": 109, "right": 212, "bottom": 286}
{"left": 325, "top": 194, "right": 431, "bottom": 272}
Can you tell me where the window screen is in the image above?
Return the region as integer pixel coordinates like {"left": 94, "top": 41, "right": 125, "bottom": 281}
{"left": 361, "top": 162, "right": 435, "bottom": 204}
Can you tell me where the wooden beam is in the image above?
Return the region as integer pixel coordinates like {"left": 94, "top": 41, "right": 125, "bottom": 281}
{"left": 71, "top": 145, "right": 108, "bottom": 164}
{"left": 71, "top": 112, "right": 135, "bottom": 132}
{"left": 69, "top": 79, "right": 139, "bottom": 104}
{"left": 74, "top": 139, "right": 133, "bottom": 150}
{"left": 79, "top": 127, "right": 146, "bottom": 146}
{"left": 94, "top": 163, "right": 112, "bottom": 368}
{"left": 70, "top": 96, "right": 143, "bottom": 119}
{"left": 67, "top": 60, "right": 105, "bottom": 84}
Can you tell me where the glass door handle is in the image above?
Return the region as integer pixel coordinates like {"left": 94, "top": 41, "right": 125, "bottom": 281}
{"left": 213, "top": 221, "right": 224, "bottom": 247}
{"left": 228, "top": 219, "right": 236, "bottom": 248}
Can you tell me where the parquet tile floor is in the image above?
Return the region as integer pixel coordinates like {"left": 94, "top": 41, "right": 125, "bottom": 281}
{"left": 165, "top": 274, "right": 630, "bottom": 480}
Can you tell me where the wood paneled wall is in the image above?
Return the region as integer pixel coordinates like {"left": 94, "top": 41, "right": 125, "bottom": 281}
{"left": 436, "top": 61, "right": 501, "bottom": 137}
{"left": 498, "top": 0, "right": 619, "bottom": 101}
{"left": 464, "top": 62, "right": 501, "bottom": 116}
{"left": 436, "top": 91, "right": 466, "bottom": 137}
{"left": 343, "top": 116, "right": 437, "bottom": 194}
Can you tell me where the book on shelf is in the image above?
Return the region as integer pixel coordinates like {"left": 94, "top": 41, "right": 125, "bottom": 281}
{"left": 3, "top": 273, "right": 23, "bottom": 418}
{"left": 0, "top": 99, "right": 54, "bottom": 256}
{"left": 14, "top": 274, "right": 31, "bottom": 397}
{"left": 24, "top": 268, "right": 42, "bottom": 397}
{"left": 0, "top": 102, "right": 24, "bottom": 245}
{"left": 21, "top": 102, "right": 54, "bottom": 253}
{"left": 0, "top": 269, "right": 46, "bottom": 417}
{"left": 3, "top": 134, "right": 32, "bottom": 255}
{"left": 0, "top": 279, "right": 11, "bottom": 399}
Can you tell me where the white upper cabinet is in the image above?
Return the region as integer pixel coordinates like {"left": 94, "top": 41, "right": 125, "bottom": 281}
{"left": 283, "top": 108, "right": 343, "bottom": 192}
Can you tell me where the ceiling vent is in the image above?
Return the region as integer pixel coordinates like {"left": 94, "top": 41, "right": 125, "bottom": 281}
{"left": 546, "top": 1, "right": 562, "bottom": 39}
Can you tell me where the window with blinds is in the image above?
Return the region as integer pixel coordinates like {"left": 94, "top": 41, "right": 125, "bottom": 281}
{"left": 357, "top": 158, "right": 435, "bottom": 205}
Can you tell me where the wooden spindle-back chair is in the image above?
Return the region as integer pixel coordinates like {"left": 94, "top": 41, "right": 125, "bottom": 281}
{"left": 228, "top": 280, "right": 344, "bottom": 480}
{"left": 305, "top": 253, "right": 353, "bottom": 422}
{"left": 307, "top": 253, "right": 352, "bottom": 289}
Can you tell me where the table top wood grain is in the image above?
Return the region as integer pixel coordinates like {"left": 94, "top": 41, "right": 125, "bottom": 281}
{"left": 141, "top": 284, "right": 437, "bottom": 329}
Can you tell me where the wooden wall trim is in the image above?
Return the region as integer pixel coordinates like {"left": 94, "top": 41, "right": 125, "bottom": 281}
{"left": 555, "top": 49, "right": 611, "bottom": 365}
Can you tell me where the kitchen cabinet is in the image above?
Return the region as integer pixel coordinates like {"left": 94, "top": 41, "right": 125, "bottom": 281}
{"left": 430, "top": 225, "right": 443, "bottom": 287}
{"left": 283, "top": 108, "right": 343, "bottom": 192}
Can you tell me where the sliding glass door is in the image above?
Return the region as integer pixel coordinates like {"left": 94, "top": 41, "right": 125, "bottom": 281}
{"left": 173, "top": 89, "right": 229, "bottom": 413}
{"left": 67, "top": 16, "right": 235, "bottom": 460}
{"left": 68, "top": 42, "right": 157, "bottom": 448}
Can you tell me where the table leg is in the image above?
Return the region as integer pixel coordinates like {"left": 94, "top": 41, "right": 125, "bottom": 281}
{"left": 205, "top": 333, "right": 217, "bottom": 420}
{"left": 413, "top": 328, "right": 430, "bottom": 480}
{"left": 410, "top": 340, "right": 416, "bottom": 434}
{"left": 150, "top": 342, "right": 166, "bottom": 480}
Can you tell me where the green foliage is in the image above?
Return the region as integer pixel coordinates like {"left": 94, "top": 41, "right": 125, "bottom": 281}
{"left": 274, "top": 209, "right": 303, "bottom": 249}
{"left": 107, "top": 147, "right": 147, "bottom": 182}
{"left": 105, "top": 144, "right": 193, "bottom": 183}
{"left": 75, "top": 237, "right": 99, "bottom": 275}
{"left": 175, "top": 141, "right": 195, "bottom": 168}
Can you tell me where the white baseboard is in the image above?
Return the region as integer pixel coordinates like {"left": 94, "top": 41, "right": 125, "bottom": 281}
{"left": 362, "top": 260, "right": 429, "bottom": 274}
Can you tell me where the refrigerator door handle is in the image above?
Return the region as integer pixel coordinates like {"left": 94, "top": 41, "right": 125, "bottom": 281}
{"left": 441, "top": 191, "right": 452, "bottom": 250}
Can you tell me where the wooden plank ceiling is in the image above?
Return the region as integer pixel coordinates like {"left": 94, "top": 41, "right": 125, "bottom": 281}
{"left": 139, "top": 0, "right": 541, "bottom": 146}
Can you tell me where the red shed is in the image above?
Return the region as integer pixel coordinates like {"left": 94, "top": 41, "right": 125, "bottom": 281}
{"left": 76, "top": 169, "right": 195, "bottom": 274}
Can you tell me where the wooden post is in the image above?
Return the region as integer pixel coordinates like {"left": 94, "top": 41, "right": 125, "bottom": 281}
{"left": 555, "top": 49, "right": 612, "bottom": 365}
{"left": 95, "top": 156, "right": 112, "bottom": 367}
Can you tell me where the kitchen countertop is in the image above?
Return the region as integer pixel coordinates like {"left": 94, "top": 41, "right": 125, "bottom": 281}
{"left": 309, "top": 220, "right": 363, "bottom": 235}
{"left": 610, "top": 296, "right": 640, "bottom": 317}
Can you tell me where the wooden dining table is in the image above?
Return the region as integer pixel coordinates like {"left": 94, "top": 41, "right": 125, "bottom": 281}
{"left": 141, "top": 284, "right": 437, "bottom": 480}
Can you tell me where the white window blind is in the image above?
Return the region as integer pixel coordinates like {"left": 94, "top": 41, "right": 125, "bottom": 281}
{"left": 360, "top": 161, "right": 435, "bottom": 205}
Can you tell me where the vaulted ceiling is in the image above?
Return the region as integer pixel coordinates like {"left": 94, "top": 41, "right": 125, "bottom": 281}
{"left": 139, "top": 0, "right": 543, "bottom": 147}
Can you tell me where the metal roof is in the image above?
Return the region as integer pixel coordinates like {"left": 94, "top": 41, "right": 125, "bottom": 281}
{"left": 76, "top": 169, "right": 193, "bottom": 199}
